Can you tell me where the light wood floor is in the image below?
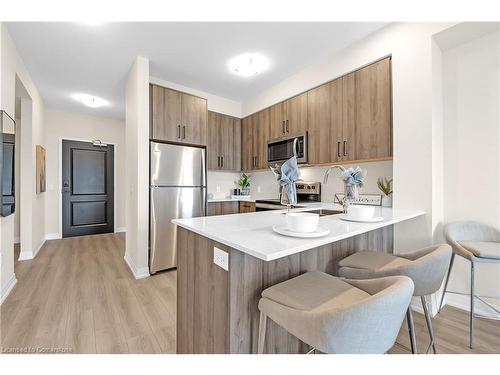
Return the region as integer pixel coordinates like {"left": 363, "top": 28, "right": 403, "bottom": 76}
{"left": 1, "top": 233, "right": 498, "bottom": 354}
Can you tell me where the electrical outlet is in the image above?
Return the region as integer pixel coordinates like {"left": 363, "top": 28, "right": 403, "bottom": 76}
{"left": 213, "top": 247, "right": 229, "bottom": 271}
{"left": 257, "top": 186, "right": 261, "bottom": 193}
{"left": 216, "top": 185, "right": 221, "bottom": 192}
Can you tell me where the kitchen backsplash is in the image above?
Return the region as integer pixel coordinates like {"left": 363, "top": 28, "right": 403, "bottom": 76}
{"left": 207, "top": 160, "right": 393, "bottom": 202}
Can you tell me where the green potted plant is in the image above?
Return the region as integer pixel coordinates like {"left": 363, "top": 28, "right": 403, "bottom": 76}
{"left": 377, "top": 177, "right": 393, "bottom": 207}
{"left": 236, "top": 173, "right": 251, "bottom": 196}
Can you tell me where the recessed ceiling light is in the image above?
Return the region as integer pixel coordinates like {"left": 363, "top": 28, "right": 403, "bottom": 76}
{"left": 228, "top": 53, "right": 269, "bottom": 77}
{"left": 72, "top": 94, "right": 109, "bottom": 108}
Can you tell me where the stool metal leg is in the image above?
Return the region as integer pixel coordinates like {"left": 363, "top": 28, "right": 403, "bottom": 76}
{"left": 258, "top": 312, "right": 267, "bottom": 354}
{"left": 406, "top": 308, "right": 417, "bottom": 354}
{"left": 421, "top": 295, "right": 437, "bottom": 354}
{"left": 439, "top": 252, "right": 455, "bottom": 312}
{"left": 470, "top": 261, "right": 475, "bottom": 349}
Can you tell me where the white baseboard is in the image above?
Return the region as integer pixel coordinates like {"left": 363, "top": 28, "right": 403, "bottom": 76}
{"left": 444, "top": 293, "right": 499, "bottom": 319}
{"left": 115, "top": 227, "right": 126, "bottom": 233}
{"left": 45, "top": 233, "right": 61, "bottom": 240}
{"left": 124, "top": 253, "right": 150, "bottom": 279}
{"left": 1, "top": 274, "right": 18, "bottom": 305}
{"left": 18, "top": 237, "right": 46, "bottom": 261}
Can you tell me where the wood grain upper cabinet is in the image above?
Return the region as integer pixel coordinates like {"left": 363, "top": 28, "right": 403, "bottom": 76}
{"left": 181, "top": 93, "right": 207, "bottom": 145}
{"left": 150, "top": 84, "right": 207, "bottom": 146}
{"left": 353, "top": 57, "right": 392, "bottom": 160}
{"left": 283, "top": 92, "right": 308, "bottom": 135}
{"left": 207, "top": 111, "right": 220, "bottom": 170}
{"left": 342, "top": 72, "right": 356, "bottom": 162}
{"left": 255, "top": 109, "right": 270, "bottom": 169}
{"left": 269, "top": 92, "right": 308, "bottom": 139}
{"left": 151, "top": 85, "right": 182, "bottom": 141}
{"left": 241, "top": 116, "right": 254, "bottom": 172}
{"left": 307, "top": 78, "right": 344, "bottom": 165}
{"left": 269, "top": 103, "right": 285, "bottom": 139}
{"left": 207, "top": 111, "right": 241, "bottom": 171}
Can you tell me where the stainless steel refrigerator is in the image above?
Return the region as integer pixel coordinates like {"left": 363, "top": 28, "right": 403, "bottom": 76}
{"left": 149, "top": 142, "right": 207, "bottom": 273}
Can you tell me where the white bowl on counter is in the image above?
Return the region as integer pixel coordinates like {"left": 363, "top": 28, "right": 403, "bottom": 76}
{"left": 348, "top": 206, "right": 375, "bottom": 220}
{"left": 285, "top": 212, "right": 320, "bottom": 233}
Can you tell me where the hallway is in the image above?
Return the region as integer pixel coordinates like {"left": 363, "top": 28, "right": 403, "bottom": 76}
{"left": 1, "top": 234, "right": 176, "bottom": 353}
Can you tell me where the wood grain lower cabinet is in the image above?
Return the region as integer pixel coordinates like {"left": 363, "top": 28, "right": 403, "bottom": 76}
{"left": 238, "top": 201, "right": 255, "bottom": 213}
{"left": 207, "top": 201, "right": 240, "bottom": 216}
{"left": 150, "top": 84, "right": 207, "bottom": 146}
{"left": 207, "top": 201, "right": 255, "bottom": 216}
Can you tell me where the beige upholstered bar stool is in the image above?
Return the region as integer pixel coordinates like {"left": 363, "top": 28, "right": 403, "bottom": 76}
{"left": 257, "top": 271, "right": 414, "bottom": 354}
{"left": 338, "top": 244, "right": 452, "bottom": 354}
{"left": 441, "top": 221, "right": 500, "bottom": 348}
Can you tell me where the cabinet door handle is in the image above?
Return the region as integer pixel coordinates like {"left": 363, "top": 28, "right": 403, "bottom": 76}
{"left": 343, "top": 140, "right": 347, "bottom": 156}
{"left": 182, "top": 126, "right": 186, "bottom": 139}
{"left": 217, "top": 156, "right": 220, "bottom": 168}
{"left": 177, "top": 125, "right": 181, "bottom": 139}
{"left": 337, "top": 141, "right": 341, "bottom": 158}
{"left": 286, "top": 120, "right": 289, "bottom": 133}
{"left": 221, "top": 156, "right": 224, "bottom": 168}
{"left": 282, "top": 121, "right": 285, "bottom": 134}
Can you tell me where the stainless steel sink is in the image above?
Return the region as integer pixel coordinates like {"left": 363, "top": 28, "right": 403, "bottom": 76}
{"left": 283, "top": 208, "right": 342, "bottom": 216}
{"left": 304, "top": 209, "right": 343, "bottom": 216}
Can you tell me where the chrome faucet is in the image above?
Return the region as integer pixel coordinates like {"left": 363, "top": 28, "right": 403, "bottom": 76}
{"left": 323, "top": 165, "right": 349, "bottom": 213}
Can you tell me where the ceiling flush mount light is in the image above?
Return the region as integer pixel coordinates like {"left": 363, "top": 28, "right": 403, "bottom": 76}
{"left": 72, "top": 94, "right": 109, "bottom": 108}
{"left": 228, "top": 53, "right": 269, "bottom": 77}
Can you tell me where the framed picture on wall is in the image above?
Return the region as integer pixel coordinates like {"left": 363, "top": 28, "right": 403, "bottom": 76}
{"left": 36, "top": 145, "right": 46, "bottom": 194}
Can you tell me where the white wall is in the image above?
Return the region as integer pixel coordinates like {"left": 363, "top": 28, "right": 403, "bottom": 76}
{"left": 124, "top": 56, "right": 150, "bottom": 279}
{"left": 239, "top": 161, "right": 393, "bottom": 202}
{"left": 150, "top": 76, "right": 242, "bottom": 118}
{"left": 242, "top": 23, "right": 454, "bottom": 254}
{"left": 43, "top": 109, "right": 126, "bottom": 238}
{"left": 441, "top": 30, "right": 500, "bottom": 313}
{"left": 1, "top": 23, "right": 46, "bottom": 303}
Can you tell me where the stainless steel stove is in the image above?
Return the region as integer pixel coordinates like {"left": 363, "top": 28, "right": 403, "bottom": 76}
{"left": 255, "top": 182, "right": 321, "bottom": 211}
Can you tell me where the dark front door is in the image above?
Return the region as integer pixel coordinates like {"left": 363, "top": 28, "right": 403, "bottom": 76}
{"left": 62, "top": 140, "right": 114, "bottom": 237}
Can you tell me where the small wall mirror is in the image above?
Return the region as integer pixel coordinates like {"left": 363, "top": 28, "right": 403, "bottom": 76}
{"left": 1, "top": 110, "right": 16, "bottom": 217}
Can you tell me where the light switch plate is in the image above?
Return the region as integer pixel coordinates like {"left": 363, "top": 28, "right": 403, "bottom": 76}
{"left": 213, "top": 247, "right": 229, "bottom": 271}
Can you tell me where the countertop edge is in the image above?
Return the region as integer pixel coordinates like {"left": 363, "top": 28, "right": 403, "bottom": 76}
{"left": 173, "top": 210, "right": 425, "bottom": 262}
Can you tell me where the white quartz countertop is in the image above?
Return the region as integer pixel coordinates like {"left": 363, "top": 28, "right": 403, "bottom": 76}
{"left": 172, "top": 203, "right": 425, "bottom": 261}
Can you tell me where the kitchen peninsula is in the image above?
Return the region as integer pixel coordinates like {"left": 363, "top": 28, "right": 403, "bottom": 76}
{"left": 173, "top": 204, "right": 424, "bottom": 354}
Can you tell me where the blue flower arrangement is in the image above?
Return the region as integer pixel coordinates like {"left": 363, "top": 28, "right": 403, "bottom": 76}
{"left": 340, "top": 166, "right": 366, "bottom": 187}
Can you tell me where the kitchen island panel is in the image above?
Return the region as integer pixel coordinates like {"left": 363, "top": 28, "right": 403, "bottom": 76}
{"left": 178, "top": 225, "right": 393, "bottom": 354}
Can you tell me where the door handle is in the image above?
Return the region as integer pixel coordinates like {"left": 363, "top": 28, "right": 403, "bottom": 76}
{"left": 343, "top": 140, "right": 347, "bottom": 157}
{"left": 182, "top": 126, "right": 186, "bottom": 139}
{"left": 337, "top": 141, "right": 341, "bottom": 158}
{"left": 62, "top": 180, "right": 70, "bottom": 193}
{"left": 286, "top": 120, "right": 289, "bottom": 133}
{"left": 177, "top": 125, "right": 181, "bottom": 139}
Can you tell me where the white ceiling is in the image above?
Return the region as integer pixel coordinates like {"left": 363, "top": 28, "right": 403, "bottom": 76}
{"left": 6, "top": 22, "right": 387, "bottom": 119}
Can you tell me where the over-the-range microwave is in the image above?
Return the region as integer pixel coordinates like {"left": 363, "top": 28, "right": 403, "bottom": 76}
{"left": 267, "top": 131, "right": 308, "bottom": 166}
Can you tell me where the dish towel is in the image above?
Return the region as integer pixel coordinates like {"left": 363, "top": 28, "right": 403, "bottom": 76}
{"left": 279, "top": 156, "right": 300, "bottom": 205}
